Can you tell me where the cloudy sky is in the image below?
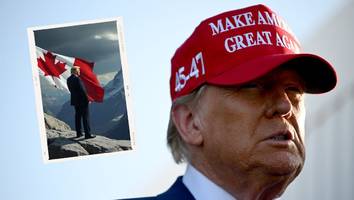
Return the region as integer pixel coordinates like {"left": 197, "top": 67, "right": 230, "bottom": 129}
{"left": 34, "top": 20, "right": 121, "bottom": 85}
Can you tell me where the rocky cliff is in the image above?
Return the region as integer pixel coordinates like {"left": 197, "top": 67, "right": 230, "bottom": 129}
{"left": 44, "top": 113, "right": 132, "bottom": 160}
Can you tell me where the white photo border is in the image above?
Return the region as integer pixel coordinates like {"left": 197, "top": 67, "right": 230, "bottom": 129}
{"left": 27, "top": 17, "right": 136, "bottom": 163}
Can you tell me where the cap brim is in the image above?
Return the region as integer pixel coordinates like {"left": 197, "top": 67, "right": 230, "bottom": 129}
{"left": 208, "top": 53, "right": 337, "bottom": 94}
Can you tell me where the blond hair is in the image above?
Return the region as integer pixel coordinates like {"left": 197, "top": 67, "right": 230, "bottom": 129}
{"left": 71, "top": 66, "right": 80, "bottom": 74}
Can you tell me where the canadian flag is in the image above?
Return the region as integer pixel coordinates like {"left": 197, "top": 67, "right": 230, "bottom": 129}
{"left": 36, "top": 46, "right": 104, "bottom": 102}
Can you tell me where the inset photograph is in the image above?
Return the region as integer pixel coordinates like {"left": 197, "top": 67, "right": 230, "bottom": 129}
{"left": 28, "top": 18, "right": 135, "bottom": 162}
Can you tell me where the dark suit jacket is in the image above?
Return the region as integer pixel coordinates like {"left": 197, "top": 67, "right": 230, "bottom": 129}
{"left": 67, "top": 74, "right": 89, "bottom": 106}
{"left": 123, "top": 176, "right": 195, "bottom": 200}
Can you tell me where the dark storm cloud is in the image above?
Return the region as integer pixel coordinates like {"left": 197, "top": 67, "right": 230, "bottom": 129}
{"left": 34, "top": 21, "right": 121, "bottom": 75}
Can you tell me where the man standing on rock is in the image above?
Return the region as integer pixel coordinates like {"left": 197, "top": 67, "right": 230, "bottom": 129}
{"left": 67, "top": 66, "right": 95, "bottom": 139}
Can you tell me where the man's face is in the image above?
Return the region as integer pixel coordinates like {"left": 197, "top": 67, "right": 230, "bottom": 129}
{"left": 195, "top": 67, "right": 306, "bottom": 177}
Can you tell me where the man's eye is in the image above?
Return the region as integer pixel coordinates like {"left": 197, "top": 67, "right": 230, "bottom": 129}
{"left": 287, "top": 86, "right": 302, "bottom": 93}
{"left": 240, "top": 83, "right": 260, "bottom": 89}
{"left": 286, "top": 86, "right": 305, "bottom": 99}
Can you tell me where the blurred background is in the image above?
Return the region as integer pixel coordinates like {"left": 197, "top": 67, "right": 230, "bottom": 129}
{"left": 0, "top": 0, "right": 353, "bottom": 199}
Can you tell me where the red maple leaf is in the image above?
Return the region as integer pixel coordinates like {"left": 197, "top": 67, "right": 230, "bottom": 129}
{"left": 37, "top": 51, "right": 66, "bottom": 77}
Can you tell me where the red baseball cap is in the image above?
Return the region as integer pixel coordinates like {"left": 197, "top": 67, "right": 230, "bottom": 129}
{"left": 170, "top": 4, "right": 337, "bottom": 101}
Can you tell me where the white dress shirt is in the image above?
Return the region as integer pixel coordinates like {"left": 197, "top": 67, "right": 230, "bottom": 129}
{"left": 182, "top": 164, "right": 236, "bottom": 200}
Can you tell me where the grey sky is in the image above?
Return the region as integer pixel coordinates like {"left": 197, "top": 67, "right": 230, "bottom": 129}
{"left": 34, "top": 21, "right": 122, "bottom": 85}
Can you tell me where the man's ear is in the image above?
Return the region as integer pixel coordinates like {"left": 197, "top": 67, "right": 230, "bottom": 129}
{"left": 172, "top": 104, "right": 203, "bottom": 146}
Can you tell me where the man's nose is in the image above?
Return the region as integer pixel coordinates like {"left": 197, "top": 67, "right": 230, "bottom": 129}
{"left": 265, "top": 88, "right": 292, "bottom": 119}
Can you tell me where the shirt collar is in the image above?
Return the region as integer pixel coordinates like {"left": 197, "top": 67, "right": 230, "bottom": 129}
{"left": 182, "top": 164, "right": 236, "bottom": 200}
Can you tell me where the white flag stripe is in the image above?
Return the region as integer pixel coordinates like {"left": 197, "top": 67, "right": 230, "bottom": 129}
{"left": 55, "top": 54, "right": 75, "bottom": 67}
{"left": 38, "top": 68, "right": 57, "bottom": 87}
{"left": 36, "top": 47, "right": 46, "bottom": 61}
{"left": 52, "top": 76, "right": 69, "bottom": 90}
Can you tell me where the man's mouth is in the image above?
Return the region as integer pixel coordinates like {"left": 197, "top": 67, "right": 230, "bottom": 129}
{"left": 270, "top": 131, "right": 293, "bottom": 141}
{"left": 264, "top": 131, "right": 295, "bottom": 146}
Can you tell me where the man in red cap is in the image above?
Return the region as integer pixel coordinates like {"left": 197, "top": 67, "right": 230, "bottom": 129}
{"left": 128, "top": 4, "right": 337, "bottom": 200}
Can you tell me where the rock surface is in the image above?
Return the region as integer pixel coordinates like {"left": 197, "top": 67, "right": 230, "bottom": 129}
{"left": 44, "top": 113, "right": 71, "bottom": 132}
{"left": 44, "top": 113, "right": 132, "bottom": 160}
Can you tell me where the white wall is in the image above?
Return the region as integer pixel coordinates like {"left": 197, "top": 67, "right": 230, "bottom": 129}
{"left": 284, "top": 0, "right": 354, "bottom": 199}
